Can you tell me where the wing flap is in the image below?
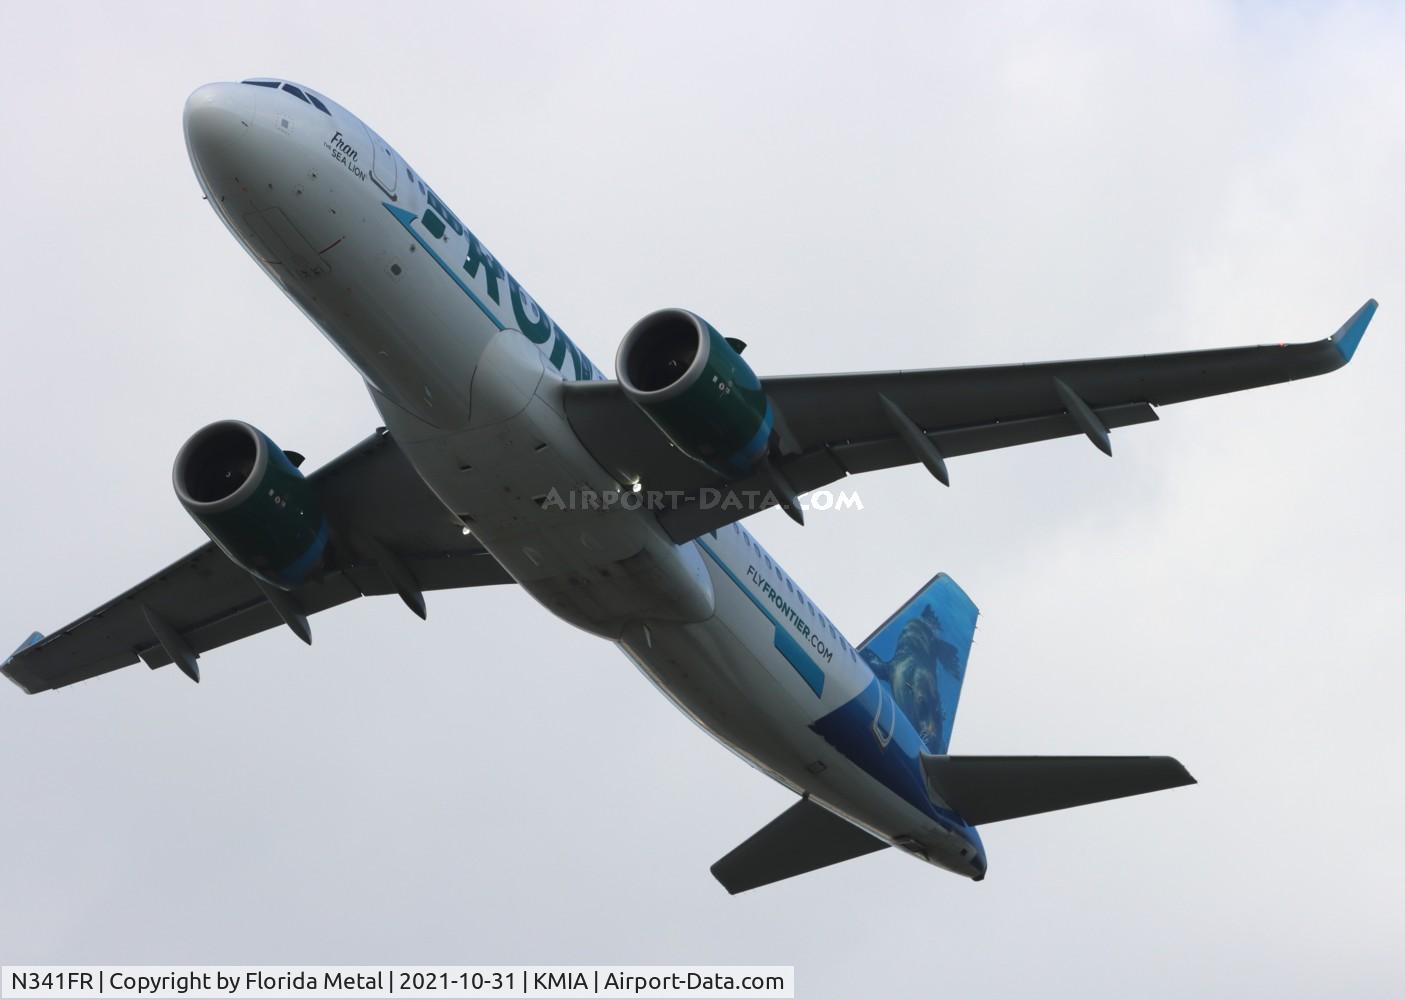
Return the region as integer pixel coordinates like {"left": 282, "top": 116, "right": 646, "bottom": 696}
{"left": 836, "top": 402, "right": 1157, "bottom": 471}
{"left": 710, "top": 797, "right": 888, "bottom": 894}
{"left": 652, "top": 402, "right": 1159, "bottom": 541}
{"left": 921, "top": 755, "right": 1196, "bottom": 825}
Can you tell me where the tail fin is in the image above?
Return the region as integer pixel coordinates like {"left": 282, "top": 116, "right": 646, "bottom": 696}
{"left": 858, "top": 573, "right": 978, "bottom": 753}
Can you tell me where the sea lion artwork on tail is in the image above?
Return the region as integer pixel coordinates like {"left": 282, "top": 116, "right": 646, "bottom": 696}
{"left": 859, "top": 574, "right": 979, "bottom": 754}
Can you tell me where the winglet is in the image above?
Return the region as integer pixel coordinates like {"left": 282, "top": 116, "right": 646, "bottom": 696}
{"left": 8, "top": 632, "right": 44, "bottom": 660}
{"left": 1331, "top": 299, "right": 1377, "bottom": 363}
{"left": 3, "top": 633, "right": 46, "bottom": 693}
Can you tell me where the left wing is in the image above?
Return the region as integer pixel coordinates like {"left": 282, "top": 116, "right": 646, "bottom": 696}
{"left": 3, "top": 430, "right": 512, "bottom": 694}
{"left": 563, "top": 300, "right": 1376, "bottom": 541}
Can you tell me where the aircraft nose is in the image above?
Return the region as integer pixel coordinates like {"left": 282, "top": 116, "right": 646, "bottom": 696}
{"left": 183, "top": 82, "right": 251, "bottom": 178}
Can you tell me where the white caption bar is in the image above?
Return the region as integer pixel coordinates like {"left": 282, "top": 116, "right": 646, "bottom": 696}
{"left": 1, "top": 967, "right": 794, "bottom": 1000}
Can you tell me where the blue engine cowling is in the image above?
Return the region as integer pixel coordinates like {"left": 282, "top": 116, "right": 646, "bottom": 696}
{"left": 173, "top": 420, "right": 329, "bottom": 589}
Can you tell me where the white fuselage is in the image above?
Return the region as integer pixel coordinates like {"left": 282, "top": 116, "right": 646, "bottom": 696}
{"left": 183, "top": 80, "right": 984, "bottom": 879}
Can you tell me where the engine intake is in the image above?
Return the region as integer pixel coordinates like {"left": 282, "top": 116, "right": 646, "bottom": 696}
{"left": 616, "top": 309, "right": 772, "bottom": 479}
{"left": 174, "top": 420, "right": 328, "bottom": 589}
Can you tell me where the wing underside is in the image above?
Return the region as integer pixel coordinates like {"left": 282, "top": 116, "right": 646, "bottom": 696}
{"left": 6, "top": 302, "right": 1377, "bottom": 689}
{"left": 3, "top": 430, "right": 513, "bottom": 694}
{"left": 563, "top": 300, "right": 1376, "bottom": 541}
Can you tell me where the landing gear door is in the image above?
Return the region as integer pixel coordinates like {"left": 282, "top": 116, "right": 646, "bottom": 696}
{"left": 366, "top": 126, "right": 398, "bottom": 200}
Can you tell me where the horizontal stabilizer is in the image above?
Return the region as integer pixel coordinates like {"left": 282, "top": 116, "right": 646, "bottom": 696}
{"left": 711, "top": 797, "right": 888, "bottom": 894}
{"left": 922, "top": 755, "right": 1195, "bottom": 825}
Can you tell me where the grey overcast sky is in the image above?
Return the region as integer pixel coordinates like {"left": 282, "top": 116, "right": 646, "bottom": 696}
{"left": 1, "top": 2, "right": 1401, "bottom": 996}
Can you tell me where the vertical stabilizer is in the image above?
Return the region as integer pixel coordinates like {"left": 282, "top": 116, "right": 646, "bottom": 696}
{"left": 858, "top": 574, "right": 978, "bottom": 753}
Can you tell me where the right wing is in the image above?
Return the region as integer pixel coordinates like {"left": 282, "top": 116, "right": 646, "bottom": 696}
{"left": 3, "top": 429, "right": 512, "bottom": 694}
{"left": 563, "top": 300, "right": 1376, "bottom": 541}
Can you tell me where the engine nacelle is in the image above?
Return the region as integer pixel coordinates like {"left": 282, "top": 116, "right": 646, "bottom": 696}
{"left": 616, "top": 309, "right": 772, "bottom": 479}
{"left": 173, "top": 420, "right": 328, "bottom": 590}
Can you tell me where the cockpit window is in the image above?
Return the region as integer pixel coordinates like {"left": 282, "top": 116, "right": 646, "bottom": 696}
{"left": 241, "top": 79, "right": 331, "bottom": 115}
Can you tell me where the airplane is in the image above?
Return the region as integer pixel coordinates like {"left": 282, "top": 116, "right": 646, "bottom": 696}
{"left": 2, "top": 79, "right": 1376, "bottom": 893}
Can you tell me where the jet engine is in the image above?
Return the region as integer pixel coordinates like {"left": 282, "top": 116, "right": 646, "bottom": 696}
{"left": 173, "top": 420, "right": 328, "bottom": 589}
{"left": 616, "top": 308, "right": 773, "bottom": 479}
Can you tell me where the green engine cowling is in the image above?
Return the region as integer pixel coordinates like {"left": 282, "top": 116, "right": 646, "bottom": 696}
{"left": 616, "top": 309, "right": 773, "bottom": 479}
{"left": 173, "top": 420, "right": 329, "bottom": 590}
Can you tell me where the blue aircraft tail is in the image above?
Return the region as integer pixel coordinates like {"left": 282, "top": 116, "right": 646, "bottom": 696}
{"left": 857, "top": 573, "right": 978, "bottom": 754}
